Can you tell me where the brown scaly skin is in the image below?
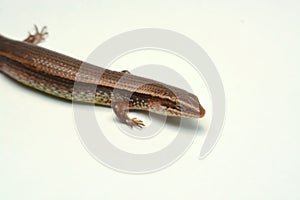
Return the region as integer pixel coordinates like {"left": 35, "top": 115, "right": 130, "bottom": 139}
{"left": 0, "top": 26, "right": 205, "bottom": 128}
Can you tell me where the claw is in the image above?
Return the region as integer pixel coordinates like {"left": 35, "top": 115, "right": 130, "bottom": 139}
{"left": 41, "top": 26, "right": 47, "bottom": 34}
{"left": 33, "top": 24, "right": 38, "bottom": 33}
{"left": 126, "top": 117, "right": 145, "bottom": 128}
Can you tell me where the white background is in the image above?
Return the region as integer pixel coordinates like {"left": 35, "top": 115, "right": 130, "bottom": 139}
{"left": 1, "top": 0, "right": 300, "bottom": 199}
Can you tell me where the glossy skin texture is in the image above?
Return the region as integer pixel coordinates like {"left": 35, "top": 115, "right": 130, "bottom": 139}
{"left": 0, "top": 27, "right": 205, "bottom": 127}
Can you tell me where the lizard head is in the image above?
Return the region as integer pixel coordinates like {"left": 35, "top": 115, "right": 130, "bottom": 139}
{"left": 147, "top": 93, "right": 206, "bottom": 118}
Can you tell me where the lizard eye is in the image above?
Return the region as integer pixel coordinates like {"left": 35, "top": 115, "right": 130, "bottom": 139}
{"left": 161, "top": 102, "right": 181, "bottom": 111}
{"left": 175, "top": 105, "right": 182, "bottom": 110}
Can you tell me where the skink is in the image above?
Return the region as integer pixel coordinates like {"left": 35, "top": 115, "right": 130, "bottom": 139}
{"left": 0, "top": 26, "right": 205, "bottom": 127}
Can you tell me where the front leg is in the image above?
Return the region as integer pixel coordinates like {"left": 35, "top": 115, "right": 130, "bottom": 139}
{"left": 112, "top": 101, "right": 145, "bottom": 128}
